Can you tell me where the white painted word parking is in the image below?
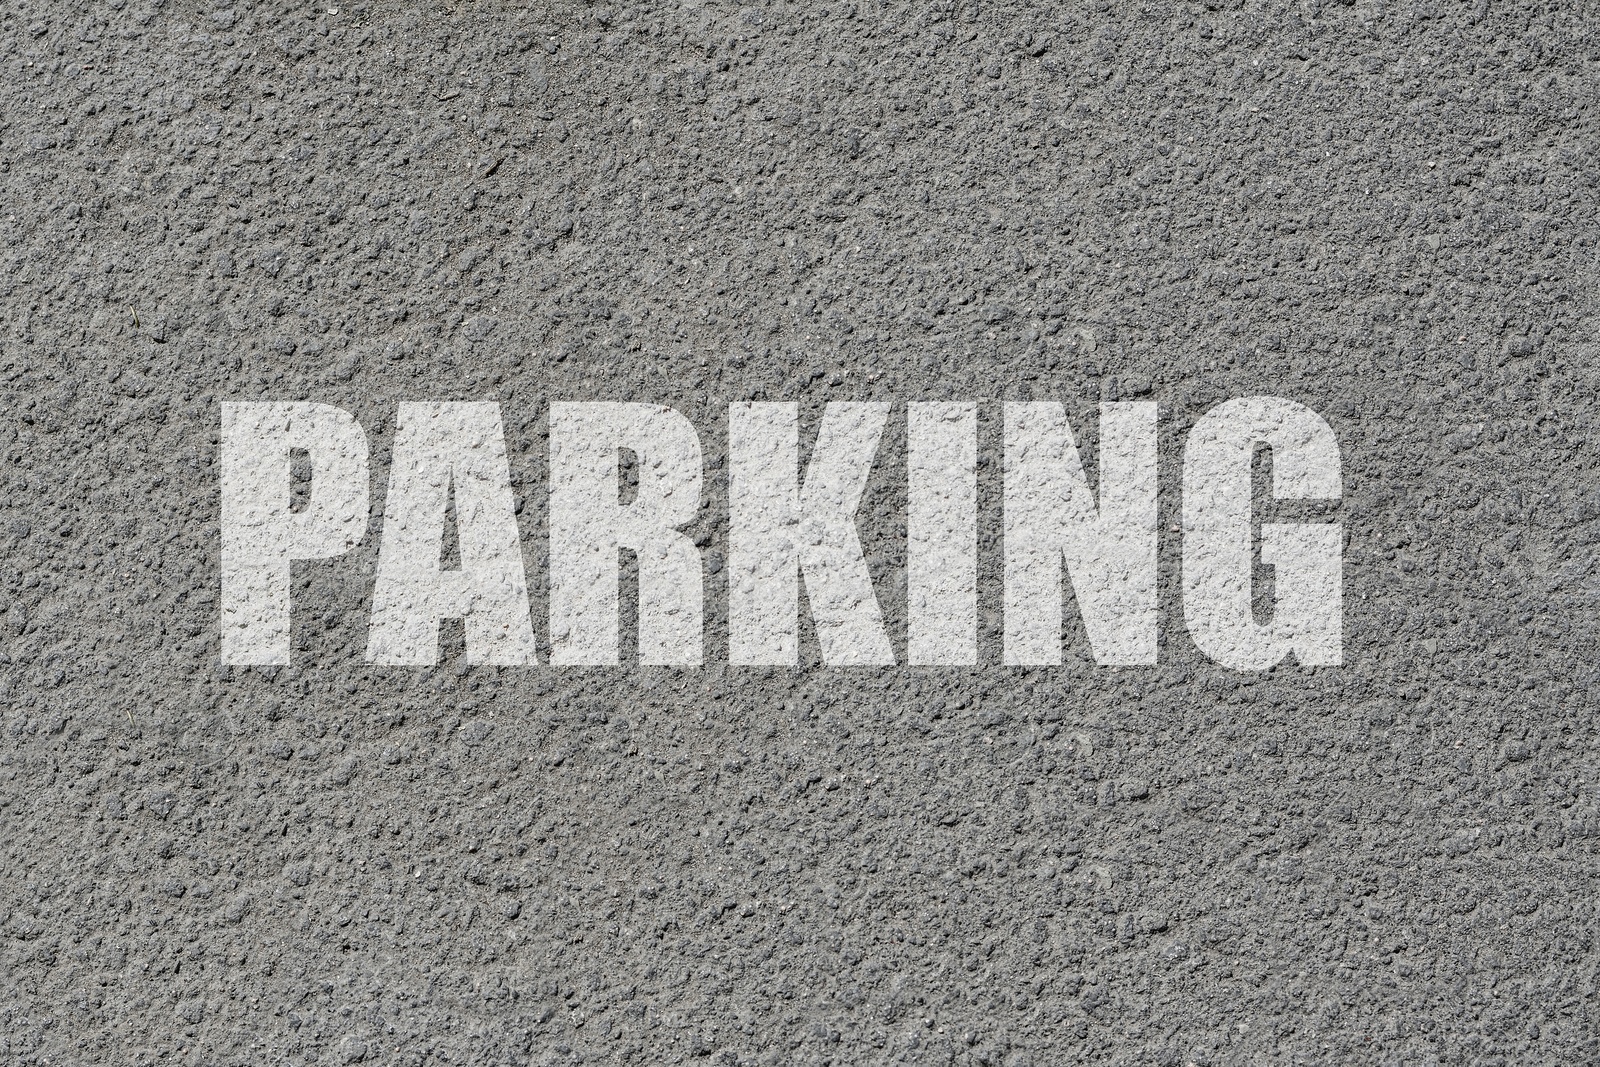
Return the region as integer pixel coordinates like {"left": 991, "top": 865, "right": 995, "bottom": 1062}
{"left": 220, "top": 399, "right": 1342, "bottom": 670}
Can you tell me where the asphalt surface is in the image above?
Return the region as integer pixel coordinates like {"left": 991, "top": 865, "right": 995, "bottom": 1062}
{"left": 4, "top": 2, "right": 1600, "bottom": 1064}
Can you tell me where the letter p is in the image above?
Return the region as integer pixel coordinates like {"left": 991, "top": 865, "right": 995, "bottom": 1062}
{"left": 221, "top": 402, "right": 369, "bottom": 665}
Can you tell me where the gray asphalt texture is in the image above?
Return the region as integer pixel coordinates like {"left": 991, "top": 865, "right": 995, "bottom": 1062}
{"left": 3, "top": 1, "right": 1598, "bottom": 1064}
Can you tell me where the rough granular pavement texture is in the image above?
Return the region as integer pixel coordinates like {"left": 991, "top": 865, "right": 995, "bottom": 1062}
{"left": 4, "top": 1, "right": 1600, "bottom": 1064}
